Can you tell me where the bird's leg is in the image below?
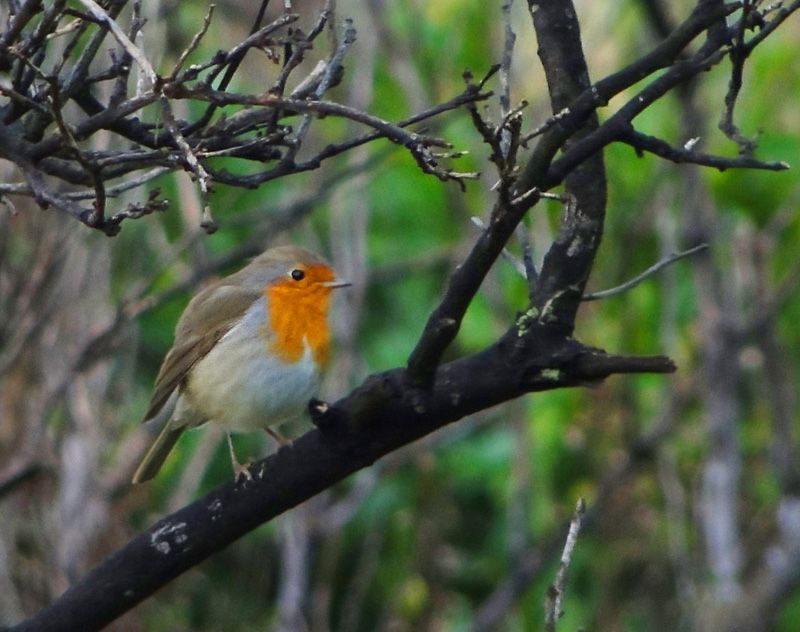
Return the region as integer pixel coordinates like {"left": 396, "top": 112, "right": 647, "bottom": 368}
{"left": 265, "top": 426, "right": 292, "bottom": 450}
{"left": 227, "top": 432, "right": 253, "bottom": 482}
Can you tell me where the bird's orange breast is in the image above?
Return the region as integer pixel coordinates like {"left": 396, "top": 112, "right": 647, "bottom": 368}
{"left": 264, "top": 265, "right": 335, "bottom": 367}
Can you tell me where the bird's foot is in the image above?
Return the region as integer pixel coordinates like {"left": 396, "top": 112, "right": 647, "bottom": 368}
{"left": 227, "top": 433, "right": 253, "bottom": 483}
{"left": 232, "top": 458, "right": 254, "bottom": 483}
{"left": 265, "top": 426, "right": 293, "bottom": 451}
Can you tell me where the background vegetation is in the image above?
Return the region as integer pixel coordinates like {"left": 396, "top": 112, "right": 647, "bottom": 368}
{"left": 2, "top": 0, "right": 800, "bottom": 630}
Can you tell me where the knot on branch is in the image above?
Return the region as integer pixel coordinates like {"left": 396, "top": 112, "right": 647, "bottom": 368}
{"left": 407, "top": 316, "right": 459, "bottom": 387}
{"left": 309, "top": 397, "right": 342, "bottom": 437}
{"left": 310, "top": 370, "right": 404, "bottom": 439}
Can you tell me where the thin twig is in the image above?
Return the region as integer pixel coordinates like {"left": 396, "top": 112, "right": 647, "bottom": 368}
{"left": 284, "top": 14, "right": 355, "bottom": 164}
{"left": 621, "top": 126, "right": 788, "bottom": 171}
{"left": 719, "top": 0, "right": 758, "bottom": 155}
{"left": 75, "top": 0, "right": 157, "bottom": 86}
{"left": 0, "top": 167, "right": 169, "bottom": 200}
{"left": 47, "top": 83, "right": 107, "bottom": 225}
{"left": 582, "top": 243, "right": 708, "bottom": 301}
{"left": 75, "top": 0, "right": 216, "bottom": 230}
{"left": 470, "top": 216, "right": 527, "bottom": 277}
{"left": 523, "top": 106, "right": 570, "bottom": 144}
{"left": 0, "top": 83, "right": 49, "bottom": 113}
{"left": 273, "top": 3, "right": 333, "bottom": 97}
{"left": 499, "top": 0, "right": 516, "bottom": 158}
{"left": 544, "top": 498, "right": 587, "bottom": 632}
{"left": 0, "top": 460, "right": 47, "bottom": 500}
{"left": 108, "top": 0, "right": 143, "bottom": 106}
{"left": 169, "top": 3, "right": 216, "bottom": 81}
{"left": 61, "top": 0, "right": 125, "bottom": 98}
{"left": 158, "top": 95, "right": 216, "bottom": 232}
{"left": 220, "top": 13, "right": 299, "bottom": 73}
{"left": 184, "top": 0, "right": 280, "bottom": 135}
{"left": 171, "top": 86, "right": 478, "bottom": 184}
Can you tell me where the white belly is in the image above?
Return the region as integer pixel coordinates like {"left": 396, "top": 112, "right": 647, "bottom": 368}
{"left": 182, "top": 298, "right": 321, "bottom": 432}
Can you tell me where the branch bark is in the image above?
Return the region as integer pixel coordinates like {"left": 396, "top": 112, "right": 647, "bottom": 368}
{"left": 11, "top": 325, "right": 673, "bottom": 631}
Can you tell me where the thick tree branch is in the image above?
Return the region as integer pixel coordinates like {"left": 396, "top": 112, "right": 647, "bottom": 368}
{"left": 405, "top": 193, "right": 537, "bottom": 386}
{"left": 526, "top": 0, "right": 607, "bottom": 337}
{"left": 11, "top": 323, "right": 674, "bottom": 632}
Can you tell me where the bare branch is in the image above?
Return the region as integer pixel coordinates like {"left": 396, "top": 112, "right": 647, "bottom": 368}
{"left": 0, "top": 1, "right": 484, "bottom": 234}
{"left": 583, "top": 243, "right": 709, "bottom": 301}
{"left": 405, "top": 188, "right": 540, "bottom": 386}
{"left": 470, "top": 215, "right": 528, "bottom": 277}
{"left": 157, "top": 96, "right": 216, "bottom": 232}
{"left": 499, "top": 0, "right": 517, "bottom": 158}
{"left": 0, "top": 460, "right": 48, "bottom": 500}
{"left": 620, "top": 126, "right": 789, "bottom": 171}
{"left": 166, "top": 86, "right": 479, "bottom": 185}
{"left": 285, "top": 15, "right": 357, "bottom": 164}
{"left": 168, "top": 3, "right": 215, "bottom": 81}
{"left": 719, "top": 0, "right": 758, "bottom": 155}
{"left": 544, "top": 498, "right": 587, "bottom": 632}
{"left": 75, "top": 0, "right": 157, "bottom": 86}
{"left": 0, "top": 167, "right": 169, "bottom": 200}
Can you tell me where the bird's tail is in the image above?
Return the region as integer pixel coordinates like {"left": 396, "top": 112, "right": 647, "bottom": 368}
{"left": 132, "top": 423, "right": 186, "bottom": 484}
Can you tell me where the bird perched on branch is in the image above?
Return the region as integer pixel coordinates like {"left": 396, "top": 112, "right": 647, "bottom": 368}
{"left": 132, "top": 245, "right": 350, "bottom": 484}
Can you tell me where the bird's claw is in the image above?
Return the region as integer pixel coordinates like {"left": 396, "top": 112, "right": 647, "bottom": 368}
{"left": 233, "top": 459, "right": 254, "bottom": 483}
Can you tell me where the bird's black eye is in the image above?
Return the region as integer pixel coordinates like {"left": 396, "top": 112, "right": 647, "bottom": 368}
{"left": 290, "top": 268, "right": 305, "bottom": 281}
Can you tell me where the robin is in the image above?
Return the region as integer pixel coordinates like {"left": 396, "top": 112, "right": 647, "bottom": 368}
{"left": 132, "top": 245, "right": 350, "bottom": 484}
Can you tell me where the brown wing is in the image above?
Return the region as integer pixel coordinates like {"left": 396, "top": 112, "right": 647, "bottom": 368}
{"left": 142, "top": 283, "right": 261, "bottom": 421}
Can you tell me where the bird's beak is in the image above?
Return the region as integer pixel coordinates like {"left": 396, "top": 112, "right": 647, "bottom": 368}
{"left": 322, "top": 279, "right": 351, "bottom": 289}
